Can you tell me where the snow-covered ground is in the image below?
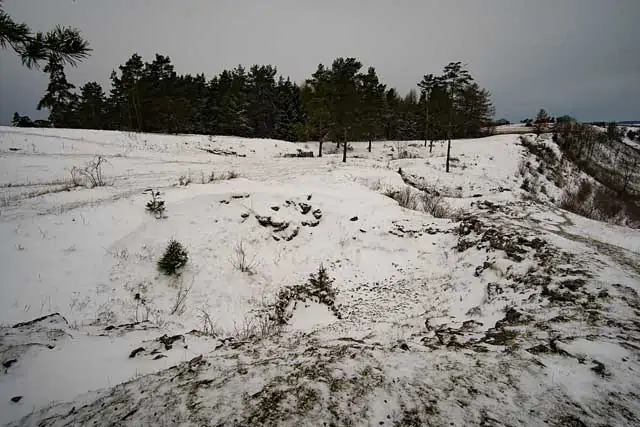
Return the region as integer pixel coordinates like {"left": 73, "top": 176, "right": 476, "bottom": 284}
{"left": 1, "top": 126, "right": 639, "bottom": 426}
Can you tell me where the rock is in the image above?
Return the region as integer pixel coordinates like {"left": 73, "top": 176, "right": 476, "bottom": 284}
{"left": 153, "top": 354, "right": 167, "bottom": 360}
{"left": 129, "top": 347, "right": 145, "bottom": 358}
{"left": 3, "top": 359, "right": 18, "bottom": 369}
{"left": 270, "top": 206, "right": 280, "bottom": 211}
{"left": 10, "top": 396, "right": 22, "bottom": 403}
{"left": 219, "top": 200, "right": 229, "bottom": 204}
{"left": 272, "top": 221, "right": 289, "bottom": 232}
{"left": 283, "top": 150, "right": 314, "bottom": 158}
{"left": 240, "top": 213, "right": 249, "bottom": 219}
{"left": 301, "top": 220, "right": 319, "bottom": 227}
{"left": 255, "top": 215, "right": 272, "bottom": 227}
{"left": 284, "top": 227, "right": 300, "bottom": 241}
{"left": 307, "top": 194, "right": 312, "bottom": 200}
{"left": 299, "top": 203, "right": 312, "bottom": 215}
{"left": 350, "top": 216, "right": 358, "bottom": 221}
{"left": 272, "top": 234, "right": 281, "bottom": 241}
{"left": 12, "top": 313, "right": 68, "bottom": 329}
{"left": 526, "top": 344, "right": 551, "bottom": 355}
{"left": 312, "top": 209, "right": 322, "bottom": 219}
{"left": 157, "top": 334, "right": 185, "bottom": 350}
{"left": 359, "top": 229, "right": 366, "bottom": 233}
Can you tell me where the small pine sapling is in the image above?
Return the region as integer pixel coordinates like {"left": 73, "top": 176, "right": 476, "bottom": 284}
{"left": 145, "top": 189, "right": 165, "bottom": 218}
{"left": 157, "top": 239, "right": 188, "bottom": 276}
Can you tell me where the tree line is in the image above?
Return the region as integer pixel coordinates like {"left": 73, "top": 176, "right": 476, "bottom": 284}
{"left": 17, "top": 54, "right": 494, "bottom": 146}
{"left": 3, "top": 3, "right": 495, "bottom": 162}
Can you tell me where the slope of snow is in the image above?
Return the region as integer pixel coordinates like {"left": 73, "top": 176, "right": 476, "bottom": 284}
{"left": 1, "top": 127, "right": 639, "bottom": 426}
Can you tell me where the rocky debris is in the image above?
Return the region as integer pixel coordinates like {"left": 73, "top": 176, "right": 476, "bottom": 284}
{"left": 254, "top": 199, "right": 323, "bottom": 241}
{"left": 390, "top": 222, "right": 449, "bottom": 238}
{"left": 12, "top": 313, "right": 68, "bottom": 329}
{"left": 284, "top": 227, "right": 300, "bottom": 241}
{"left": 129, "top": 347, "right": 145, "bottom": 358}
{"left": 1, "top": 313, "right": 72, "bottom": 370}
{"left": 272, "top": 220, "right": 288, "bottom": 233}
{"left": 102, "top": 321, "right": 153, "bottom": 335}
{"left": 3, "top": 358, "right": 17, "bottom": 370}
{"left": 455, "top": 217, "right": 548, "bottom": 261}
{"left": 157, "top": 334, "right": 185, "bottom": 350}
{"left": 200, "top": 147, "right": 247, "bottom": 157}
{"left": 256, "top": 215, "right": 272, "bottom": 226}
{"left": 299, "top": 203, "right": 312, "bottom": 215}
{"left": 283, "top": 150, "right": 314, "bottom": 158}
{"left": 128, "top": 335, "right": 187, "bottom": 360}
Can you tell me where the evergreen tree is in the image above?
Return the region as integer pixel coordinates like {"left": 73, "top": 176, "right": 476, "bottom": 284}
{"left": 458, "top": 83, "right": 495, "bottom": 138}
{"left": 533, "top": 109, "right": 550, "bottom": 135}
{"left": 1, "top": 1, "right": 90, "bottom": 69}
{"left": 303, "top": 64, "right": 332, "bottom": 156}
{"left": 274, "top": 77, "right": 304, "bottom": 142}
{"left": 358, "top": 67, "right": 386, "bottom": 152}
{"left": 37, "top": 57, "right": 77, "bottom": 128}
{"left": 76, "top": 82, "right": 106, "bottom": 129}
{"left": 383, "top": 88, "right": 401, "bottom": 140}
{"left": 328, "top": 57, "right": 363, "bottom": 162}
{"left": 247, "top": 65, "right": 278, "bottom": 138}
{"left": 11, "top": 112, "right": 33, "bottom": 127}
{"left": 441, "top": 62, "right": 472, "bottom": 172}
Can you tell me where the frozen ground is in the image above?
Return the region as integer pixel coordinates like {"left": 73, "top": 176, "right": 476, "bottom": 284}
{"left": 1, "top": 127, "right": 639, "bottom": 426}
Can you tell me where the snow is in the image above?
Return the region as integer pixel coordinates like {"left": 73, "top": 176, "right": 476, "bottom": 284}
{"left": 1, "top": 126, "right": 639, "bottom": 426}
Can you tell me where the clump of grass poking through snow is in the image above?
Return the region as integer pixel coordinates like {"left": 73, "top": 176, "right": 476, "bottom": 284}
{"left": 157, "top": 239, "right": 188, "bottom": 276}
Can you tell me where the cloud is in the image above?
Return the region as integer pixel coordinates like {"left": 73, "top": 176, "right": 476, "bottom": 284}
{"left": 1, "top": 0, "right": 639, "bottom": 125}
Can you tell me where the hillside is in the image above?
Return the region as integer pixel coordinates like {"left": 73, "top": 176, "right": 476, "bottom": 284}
{"left": 1, "top": 127, "right": 639, "bottom": 426}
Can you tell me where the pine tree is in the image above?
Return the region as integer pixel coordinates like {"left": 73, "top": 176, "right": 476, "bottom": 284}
{"left": 76, "top": 82, "right": 106, "bottom": 129}
{"left": 11, "top": 112, "right": 33, "bottom": 127}
{"left": 441, "top": 62, "right": 472, "bottom": 172}
{"left": 1, "top": 2, "right": 90, "bottom": 69}
{"left": 358, "top": 67, "right": 386, "bottom": 152}
{"left": 458, "top": 83, "right": 495, "bottom": 138}
{"left": 37, "top": 57, "right": 77, "bottom": 128}
{"left": 303, "top": 64, "right": 332, "bottom": 156}
{"left": 328, "top": 57, "right": 363, "bottom": 163}
{"left": 247, "top": 65, "right": 278, "bottom": 138}
{"left": 157, "top": 239, "right": 188, "bottom": 276}
{"left": 533, "top": 109, "right": 550, "bottom": 136}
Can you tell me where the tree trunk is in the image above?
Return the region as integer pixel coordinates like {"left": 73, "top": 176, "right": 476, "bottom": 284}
{"left": 429, "top": 140, "right": 434, "bottom": 153}
{"left": 368, "top": 138, "right": 372, "bottom": 153}
{"left": 318, "top": 138, "right": 323, "bottom": 158}
{"left": 342, "top": 128, "right": 347, "bottom": 163}
{"left": 446, "top": 83, "right": 454, "bottom": 173}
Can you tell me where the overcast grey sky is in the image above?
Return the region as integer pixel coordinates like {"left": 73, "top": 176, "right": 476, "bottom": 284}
{"left": 1, "top": 0, "right": 639, "bottom": 125}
